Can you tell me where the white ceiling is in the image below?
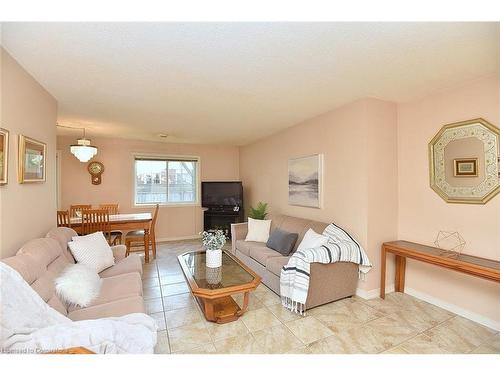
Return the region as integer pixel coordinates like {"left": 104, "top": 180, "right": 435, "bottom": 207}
{"left": 2, "top": 22, "right": 499, "bottom": 145}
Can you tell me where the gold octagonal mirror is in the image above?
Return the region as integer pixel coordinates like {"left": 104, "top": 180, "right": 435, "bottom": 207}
{"left": 429, "top": 118, "right": 500, "bottom": 204}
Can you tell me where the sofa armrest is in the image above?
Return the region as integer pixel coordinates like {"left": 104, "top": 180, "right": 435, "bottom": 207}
{"left": 111, "top": 244, "right": 127, "bottom": 262}
{"left": 230, "top": 223, "right": 248, "bottom": 254}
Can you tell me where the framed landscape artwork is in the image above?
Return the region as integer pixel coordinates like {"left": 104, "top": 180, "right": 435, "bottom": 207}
{"left": 18, "top": 135, "right": 46, "bottom": 183}
{"left": 0, "top": 128, "right": 9, "bottom": 185}
{"left": 288, "top": 154, "right": 323, "bottom": 208}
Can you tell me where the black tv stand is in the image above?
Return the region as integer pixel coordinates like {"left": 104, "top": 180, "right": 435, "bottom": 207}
{"left": 203, "top": 206, "right": 244, "bottom": 238}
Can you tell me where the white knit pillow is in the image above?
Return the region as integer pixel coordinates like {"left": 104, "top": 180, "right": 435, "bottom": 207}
{"left": 296, "top": 228, "right": 329, "bottom": 252}
{"left": 55, "top": 264, "right": 102, "bottom": 307}
{"left": 245, "top": 217, "right": 272, "bottom": 243}
{"left": 68, "top": 232, "right": 115, "bottom": 273}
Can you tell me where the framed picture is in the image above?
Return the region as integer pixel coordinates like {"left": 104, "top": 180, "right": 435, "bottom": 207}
{"left": 453, "top": 158, "right": 478, "bottom": 177}
{"left": 0, "top": 128, "right": 9, "bottom": 185}
{"left": 18, "top": 135, "right": 46, "bottom": 183}
{"left": 288, "top": 154, "right": 323, "bottom": 208}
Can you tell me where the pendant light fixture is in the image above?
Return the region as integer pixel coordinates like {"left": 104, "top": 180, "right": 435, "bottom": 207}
{"left": 58, "top": 125, "right": 98, "bottom": 162}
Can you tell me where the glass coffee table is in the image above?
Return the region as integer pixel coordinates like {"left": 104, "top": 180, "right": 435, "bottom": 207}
{"left": 178, "top": 250, "right": 261, "bottom": 324}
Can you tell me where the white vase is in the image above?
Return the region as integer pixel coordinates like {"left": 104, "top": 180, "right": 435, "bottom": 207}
{"left": 205, "top": 266, "right": 222, "bottom": 285}
{"left": 206, "top": 249, "right": 222, "bottom": 268}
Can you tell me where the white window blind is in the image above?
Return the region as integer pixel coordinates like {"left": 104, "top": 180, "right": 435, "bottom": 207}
{"left": 134, "top": 156, "right": 198, "bottom": 204}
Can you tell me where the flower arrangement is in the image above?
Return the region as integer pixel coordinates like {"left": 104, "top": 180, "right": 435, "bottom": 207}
{"left": 201, "top": 230, "right": 226, "bottom": 252}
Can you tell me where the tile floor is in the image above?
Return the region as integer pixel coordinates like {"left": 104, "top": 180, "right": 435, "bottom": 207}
{"left": 140, "top": 240, "right": 499, "bottom": 354}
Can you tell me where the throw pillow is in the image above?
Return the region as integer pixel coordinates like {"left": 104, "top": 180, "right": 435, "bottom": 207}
{"left": 245, "top": 217, "right": 272, "bottom": 243}
{"left": 68, "top": 231, "right": 115, "bottom": 273}
{"left": 296, "top": 228, "right": 329, "bottom": 252}
{"left": 55, "top": 264, "right": 102, "bottom": 307}
{"left": 266, "top": 229, "right": 299, "bottom": 256}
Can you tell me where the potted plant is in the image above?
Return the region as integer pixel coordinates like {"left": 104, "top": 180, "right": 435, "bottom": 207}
{"left": 201, "top": 230, "right": 226, "bottom": 268}
{"left": 248, "top": 201, "right": 268, "bottom": 220}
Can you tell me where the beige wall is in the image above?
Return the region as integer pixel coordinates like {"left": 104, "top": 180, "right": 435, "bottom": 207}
{"left": 239, "top": 98, "right": 399, "bottom": 292}
{"left": 240, "top": 78, "right": 499, "bottom": 326}
{"left": 57, "top": 136, "right": 240, "bottom": 240}
{"left": 366, "top": 99, "right": 399, "bottom": 291}
{"left": 0, "top": 48, "right": 58, "bottom": 258}
{"left": 398, "top": 75, "right": 500, "bottom": 325}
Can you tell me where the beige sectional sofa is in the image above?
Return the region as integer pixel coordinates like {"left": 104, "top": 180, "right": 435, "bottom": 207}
{"left": 1, "top": 227, "right": 145, "bottom": 321}
{"left": 231, "top": 214, "right": 358, "bottom": 309}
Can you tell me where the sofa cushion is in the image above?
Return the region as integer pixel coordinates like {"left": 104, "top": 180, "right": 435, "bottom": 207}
{"left": 296, "top": 228, "right": 329, "bottom": 253}
{"left": 111, "top": 244, "right": 127, "bottom": 262}
{"left": 234, "top": 240, "right": 267, "bottom": 256}
{"left": 55, "top": 264, "right": 103, "bottom": 307}
{"left": 266, "top": 229, "right": 298, "bottom": 256}
{"left": 99, "top": 253, "right": 143, "bottom": 278}
{"left": 46, "top": 227, "right": 79, "bottom": 264}
{"left": 272, "top": 216, "right": 311, "bottom": 239}
{"left": 67, "top": 272, "right": 143, "bottom": 313}
{"left": 3, "top": 238, "right": 71, "bottom": 316}
{"left": 245, "top": 217, "right": 272, "bottom": 242}
{"left": 270, "top": 215, "right": 329, "bottom": 252}
{"left": 265, "top": 256, "right": 290, "bottom": 276}
{"left": 305, "top": 220, "right": 329, "bottom": 239}
{"left": 67, "top": 296, "right": 146, "bottom": 321}
{"left": 69, "top": 232, "right": 115, "bottom": 273}
{"left": 249, "top": 246, "right": 282, "bottom": 266}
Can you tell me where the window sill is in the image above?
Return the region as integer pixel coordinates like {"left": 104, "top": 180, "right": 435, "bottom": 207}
{"left": 134, "top": 202, "right": 201, "bottom": 208}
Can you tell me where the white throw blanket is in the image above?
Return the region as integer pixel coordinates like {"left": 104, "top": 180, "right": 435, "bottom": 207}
{"left": 280, "top": 223, "right": 372, "bottom": 314}
{"left": 0, "top": 262, "right": 158, "bottom": 354}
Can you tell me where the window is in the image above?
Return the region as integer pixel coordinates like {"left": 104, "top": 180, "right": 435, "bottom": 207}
{"left": 134, "top": 156, "right": 198, "bottom": 205}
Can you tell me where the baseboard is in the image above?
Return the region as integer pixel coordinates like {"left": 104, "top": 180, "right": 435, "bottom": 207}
{"left": 403, "top": 287, "right": 500, "bottom": 331}
{"left": 356, "top": 284, "right": 394, "bottom": 300}
{"left": 156, "top": 234, "right": 201, "bottom": 243}
{"left": 356, "top": 284, "right": 500, "bottom": 331}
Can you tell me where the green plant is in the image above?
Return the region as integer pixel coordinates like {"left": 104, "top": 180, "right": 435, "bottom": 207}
{"left": 248, "top": 202, "right": 268, "bottom": 220}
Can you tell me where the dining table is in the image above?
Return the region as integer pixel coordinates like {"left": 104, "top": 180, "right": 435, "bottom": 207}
{"left": 69, "top": 212, "right": 154, "bottom": 262}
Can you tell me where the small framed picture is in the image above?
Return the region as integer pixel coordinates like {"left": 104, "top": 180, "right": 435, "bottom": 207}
{"left": 18, "top": 135, "right": 46, "bottom": 183}
{"left": 0, "top": 128, "right": 9, "bottom": 185}
{"left": 453, "top": 158, "right": 478, "bottom": 177}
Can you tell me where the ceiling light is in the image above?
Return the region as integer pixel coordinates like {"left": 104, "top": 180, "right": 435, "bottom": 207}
{"left": 62, "top": 126, "right": 97, "bottom": 162}
{"left": 158, "top": 133, "right": 168, "bottom": 138}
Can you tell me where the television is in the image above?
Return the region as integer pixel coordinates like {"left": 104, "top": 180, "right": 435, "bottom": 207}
{"left": 202, "top": 181, "right": 243, "bottom": 207}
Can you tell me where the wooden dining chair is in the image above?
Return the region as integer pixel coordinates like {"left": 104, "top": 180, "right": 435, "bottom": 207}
{"left": 98, "top": 203, "right": 119, "bottom": 215}
{"left": 70, "top": 204, "right": 92, "bottom": 218}
{"left": 57, "top": 210, "right": 70, "bottom": 227}
{"left": 98, "top": 203, "right": 122, "bottom": 243}
{"left": 81, "top": 208, "right": 119, "bottom": 245}
{"left": 125, "top": 204, "right": 159, "bottom": 261}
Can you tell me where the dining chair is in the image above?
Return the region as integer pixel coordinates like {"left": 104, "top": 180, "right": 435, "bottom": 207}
{"left": 57, "top": 210, "right": 70, "bottom": 227}
{"left": 99, "top": 203, "right": 122, "bottom": 243}
{"left": 125, "top": 204, "right": 159, "bottom": 261}
{"left": 69, "top": 204, "right": 92, "bottom": 218}
{"left": 98, "top": 203, "right": 119, "bottom": 215}
{"left": 81, "top": 208, "right": 119, "bottom": 245}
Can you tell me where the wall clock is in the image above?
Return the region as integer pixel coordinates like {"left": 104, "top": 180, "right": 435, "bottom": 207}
{"left": 87, "top": 161, "right": 104, "bottom": 185}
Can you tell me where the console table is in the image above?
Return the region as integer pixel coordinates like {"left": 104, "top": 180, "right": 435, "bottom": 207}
{"left": 380, "top": 240, "right": 500, "bottom": 299}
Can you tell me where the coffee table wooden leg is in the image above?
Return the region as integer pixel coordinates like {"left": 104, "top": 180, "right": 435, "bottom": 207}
{"left": 237, "top": 292, "right": 249, "bottom": 317}
{"left": 203, "top": 299, "right": 216, "bottom": 321}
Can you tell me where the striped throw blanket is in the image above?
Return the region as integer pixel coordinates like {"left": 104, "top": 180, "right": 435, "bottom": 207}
{"left": 280, "top": 223, "right": 372, "bottom": 314}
